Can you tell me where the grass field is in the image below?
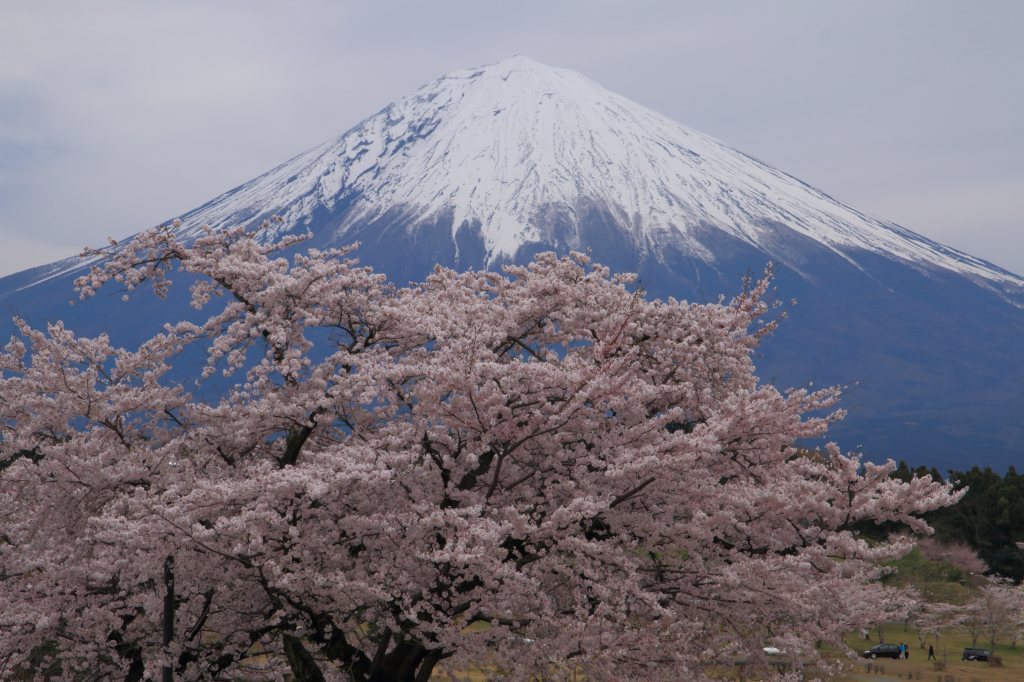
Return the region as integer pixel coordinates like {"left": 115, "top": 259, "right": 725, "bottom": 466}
{"left": 703, "top": 623, "right": 1024, "bottom": 682}
{"left": 832, "top": 624, "right": 1024, "bottom": 682}
{"left": 430, "top": 622, "right": 1024, "bottom": 681}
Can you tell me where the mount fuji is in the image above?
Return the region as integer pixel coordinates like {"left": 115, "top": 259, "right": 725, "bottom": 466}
{"left": 2, "top": 56, "right": 1022, "bottom": 470}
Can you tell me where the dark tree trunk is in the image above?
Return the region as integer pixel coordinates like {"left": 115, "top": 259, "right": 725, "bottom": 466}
{"left": 281, "top": 611, "right": 444, "bottom": 682}
{"left": 283, "top": 634, "right": 326, "bottom": 682}
{"left": 108, "top": 623, "right": 144, "bottom": 682}
{"left": 361, "top": 639, "right": 442, "bottom": 682}
{"left": 413, "top": 649, "right": 443, "bottom": 682}
{"left": 122, "top": 647, "right": 145, "bottom": 682}
{"left": 162, "top": 556, "right": 175, "bottom": 682}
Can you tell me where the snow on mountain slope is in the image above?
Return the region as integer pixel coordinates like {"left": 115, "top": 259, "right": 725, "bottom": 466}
{"left": 167, "top": 55, "right": 1020, "bottom": 293}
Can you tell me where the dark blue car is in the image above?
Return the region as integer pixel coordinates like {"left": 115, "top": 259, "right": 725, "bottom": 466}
{"left": 962, "top": 647, "right": 992, "bottom": 662}
{"left": 863, "top": 644, "right": 901, "bottom": 659}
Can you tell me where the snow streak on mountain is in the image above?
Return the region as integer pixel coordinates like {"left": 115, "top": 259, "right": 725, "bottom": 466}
{"left": 2, "top": 56, "right": 1022, "bottom": 470}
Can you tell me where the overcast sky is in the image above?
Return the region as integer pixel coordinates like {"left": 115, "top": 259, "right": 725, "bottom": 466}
{"left": 1, "top": 0, "right": 1021, "bottom": 277}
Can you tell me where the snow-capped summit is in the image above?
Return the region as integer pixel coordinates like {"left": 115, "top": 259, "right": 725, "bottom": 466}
{"left": 2, "top": 56, "right": 1023, "bottom": 470}
{"left": 172, "top": 55, "right": 1021, "bottom": 295}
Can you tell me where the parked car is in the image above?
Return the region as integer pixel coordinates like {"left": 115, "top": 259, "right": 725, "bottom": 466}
{"left": 862, "top": 643, "right": 902, "bottom": 659}
{"left": 762, "top": 646, "right": 782, "bottom": 656}
{"left": 961, "top": 647, "right": 992, "bottom": 661}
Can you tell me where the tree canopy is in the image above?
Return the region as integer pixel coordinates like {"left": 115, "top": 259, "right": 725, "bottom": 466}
{"left": 0, "top": 223, "right": 958, "bottom": 681}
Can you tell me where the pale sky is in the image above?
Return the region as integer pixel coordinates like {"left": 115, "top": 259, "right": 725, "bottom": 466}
{"left": 1, "top": 0, "right": 1021, "bottom": 277}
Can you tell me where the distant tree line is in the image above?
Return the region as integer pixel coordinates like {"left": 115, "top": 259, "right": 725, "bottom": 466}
{"left": 892, "top": 462, "right": 1024, "bottom": 581}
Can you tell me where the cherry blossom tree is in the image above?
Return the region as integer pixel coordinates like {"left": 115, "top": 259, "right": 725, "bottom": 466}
{"left": 916, "top": 538, "right": 988, "bottom": 576}
{"left": 962, "top": 579, "right": 1024, "bottom": 649}
{"left": 912, "top": 601, "right": 965, "bottom": 651}
{"left": 0, "top": 222, "right": 960, "bottom": 681}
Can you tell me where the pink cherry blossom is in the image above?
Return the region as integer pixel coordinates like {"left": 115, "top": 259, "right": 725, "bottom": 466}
{"left": 0, "top": 223, "right": 960, "bottom": 681}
